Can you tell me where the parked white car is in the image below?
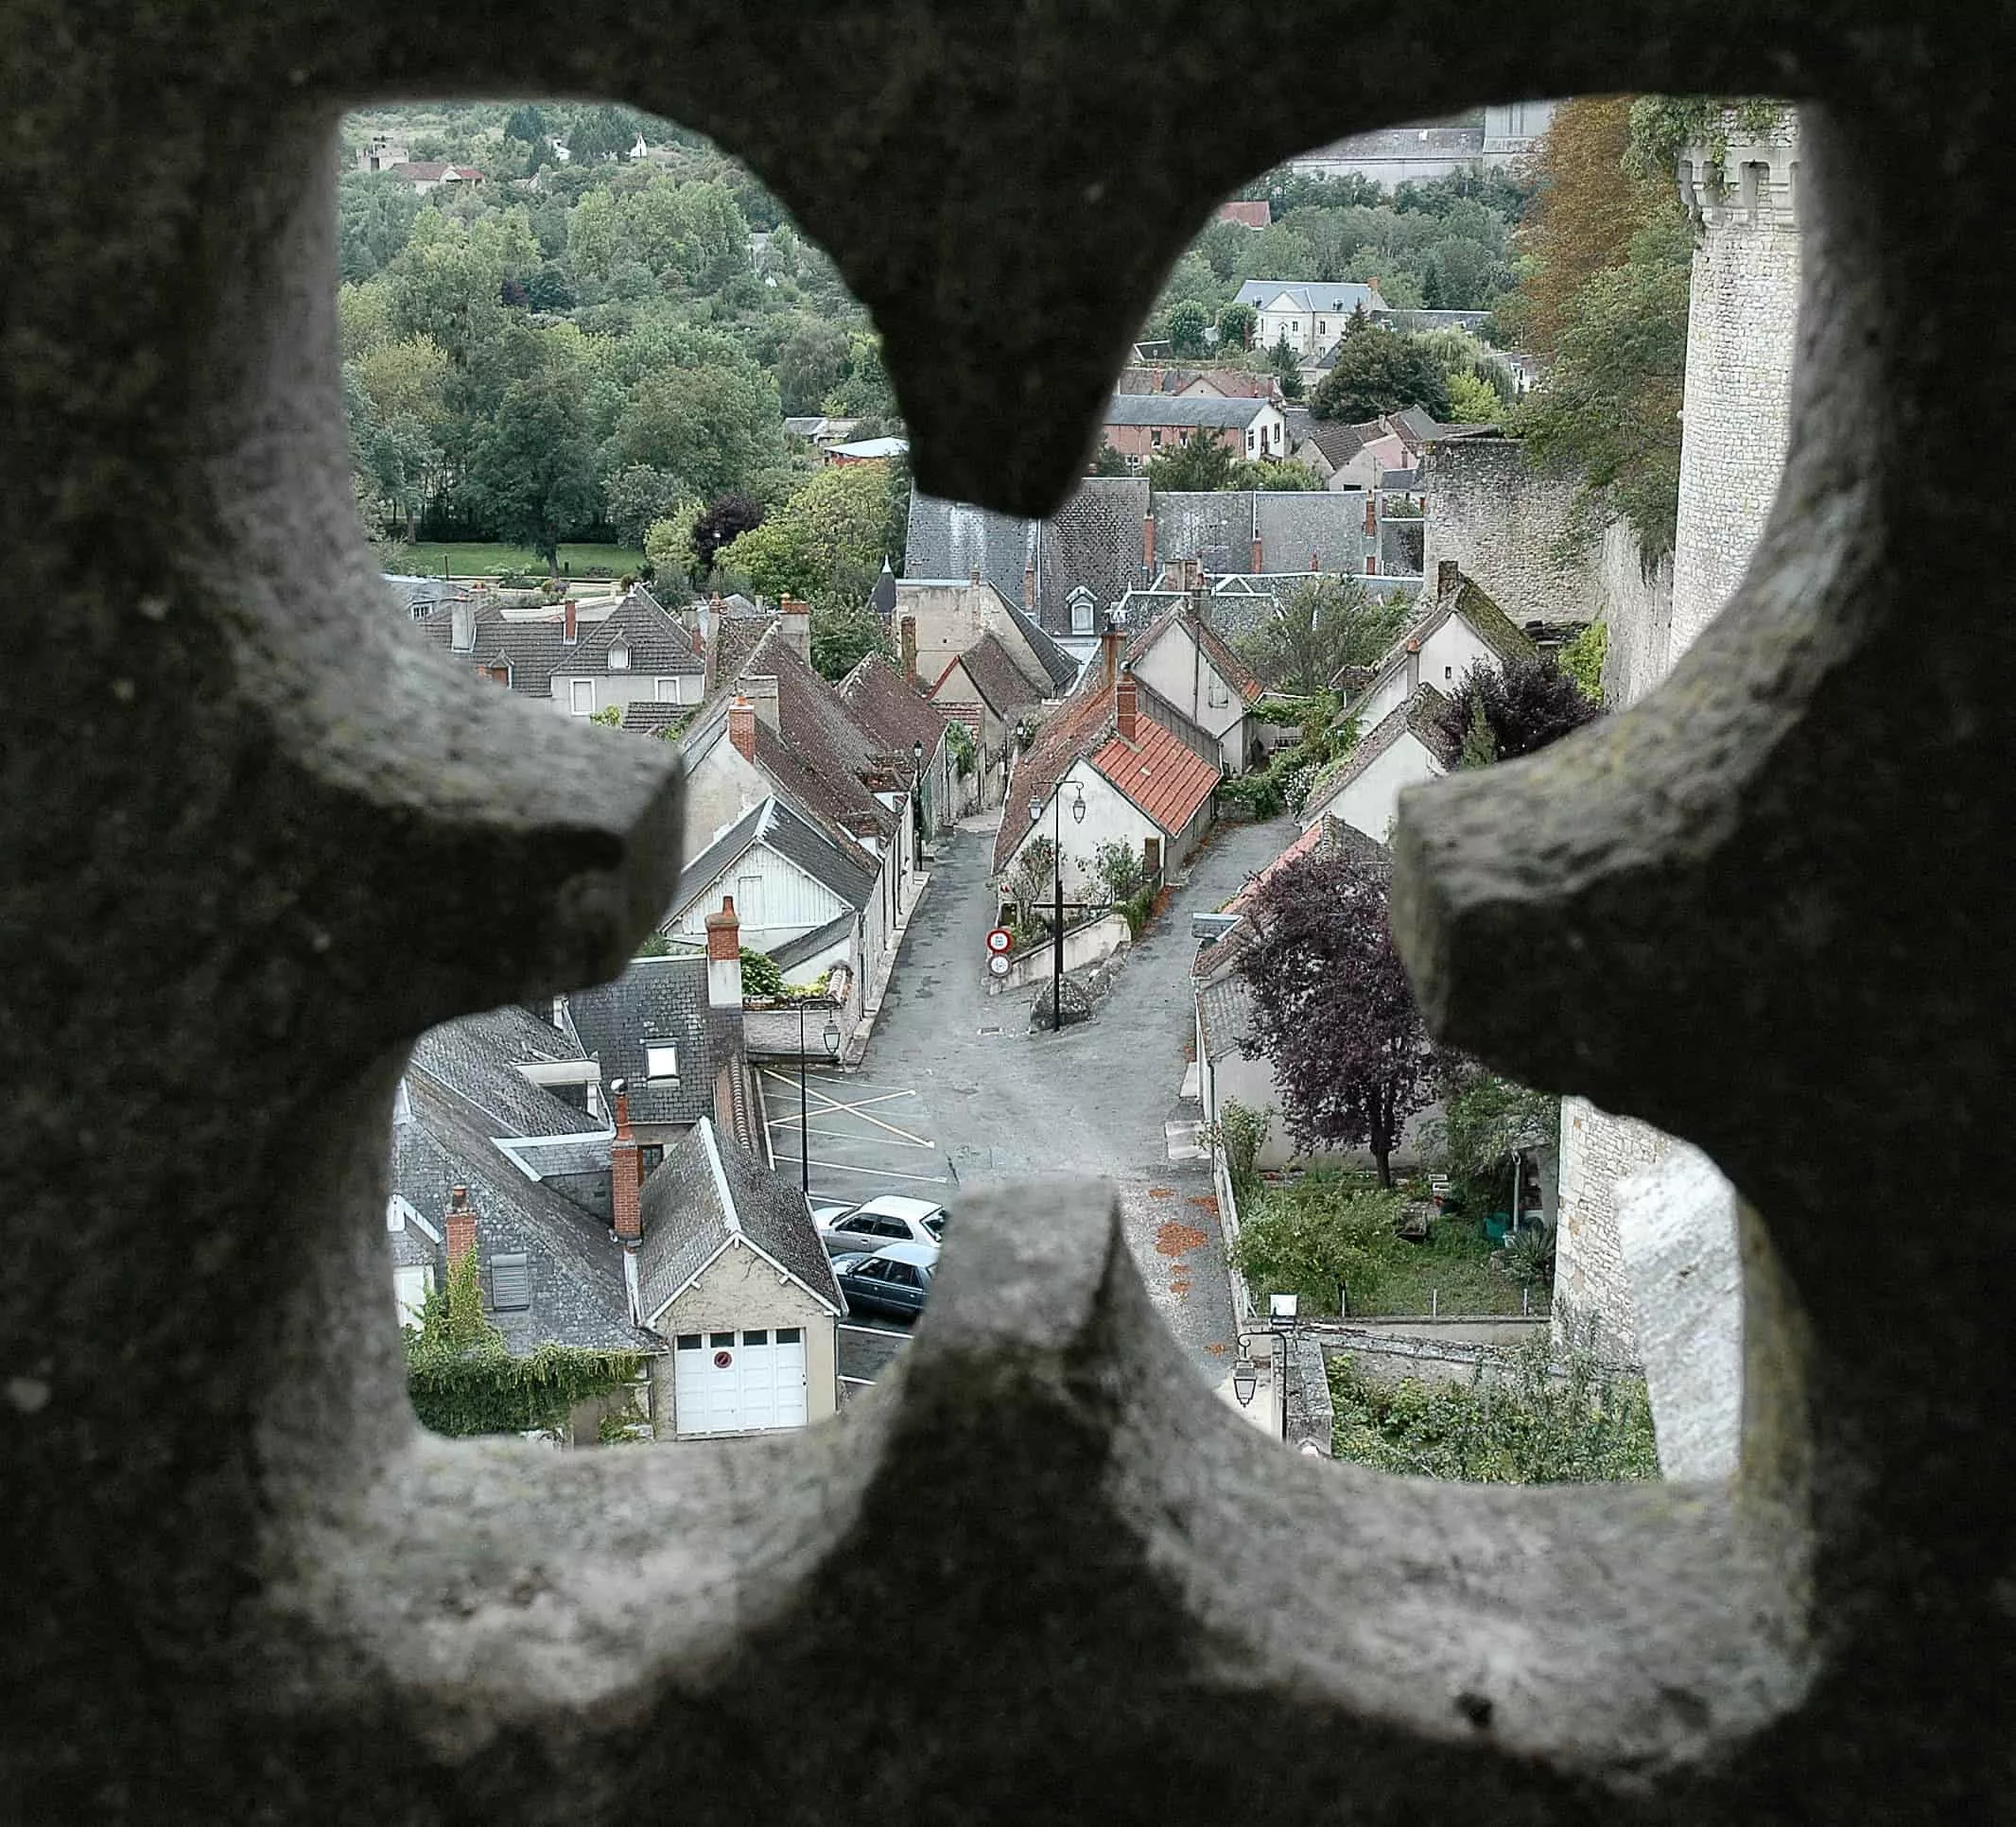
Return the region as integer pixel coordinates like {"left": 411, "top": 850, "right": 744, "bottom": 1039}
{"left": 815, "top": 1194, "right": 949, "bottom": 1256}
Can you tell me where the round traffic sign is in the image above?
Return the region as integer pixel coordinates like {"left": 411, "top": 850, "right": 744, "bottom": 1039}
{"left": 987, "top": 953, "right": 1011, "bottom": 978}
{"left": 985, "top": 926, "right": 1014, "bottom": 955}
{"left": 713, "top": 1349, "right": 734, "bottom": 1369}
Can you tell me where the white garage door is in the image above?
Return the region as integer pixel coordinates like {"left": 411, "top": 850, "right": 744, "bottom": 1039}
{"left": 673, "top": 1328, "right": 808, "bottom": 1436}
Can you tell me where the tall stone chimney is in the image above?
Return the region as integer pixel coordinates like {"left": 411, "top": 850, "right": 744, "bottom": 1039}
{"left": 1116, "top": 667, "right": 1138, "bottom": 743}
{"left": 1142, "top": 513, "right": 1156, "bottom": 579}
{"left": 1100, "top": 621, "right": 1123, "bottom": 689}
{"left": 778, "top": 596, "right": 811, "bottom": 664}
{"left": 444, "top": 1185, "right": 478, "bottom": 1264}
{"left": 610, "top": 1086, "right": 642, "bottom": 1244}
{"left": 728, "top": 695, "right": 756, "bottom": 761}
{"left": 1022, "top": 559, "right": 1036, "bottom": 615}
{"left": 1364, "top": 493, "right": 1377, "bottom": 538}
{"left": 900, "top": 615, "right": 919, "bottom": 686}
{"left": 744, "top": 673, "right": 780, "bottom": 732}
{"left": 1437, "top": 558, "right": 1460, "bottom": 602}
{"left": 450, "top": 598, "right": 475, "bottom": 653}
{"left": 563, "top": 599, "right": 579, "bottom": 645}
{"left": 706, "top": 896, "right": 743, "bottom": 1008}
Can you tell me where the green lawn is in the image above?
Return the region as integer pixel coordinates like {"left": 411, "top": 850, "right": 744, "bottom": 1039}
{"left": 1348, "top": 1212, "right": 1545, "bottom": 1319}
{"left": 393, "top": 542, "right": 649, "bottom": 580}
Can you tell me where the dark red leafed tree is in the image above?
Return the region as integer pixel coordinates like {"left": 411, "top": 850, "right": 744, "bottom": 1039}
{"left": 1239, "top": 844, "right": 1439, "bottom": 1186}
{"left": 1427, "top": 654, "right": 1602, "bottom": 766}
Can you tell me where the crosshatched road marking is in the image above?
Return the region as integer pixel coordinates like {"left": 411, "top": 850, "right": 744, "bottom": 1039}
{"left": 763, "top": 1068, "right": 952, "bottom": 1196}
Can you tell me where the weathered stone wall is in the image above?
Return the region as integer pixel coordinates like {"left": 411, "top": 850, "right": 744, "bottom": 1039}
{"left": 1420, "top": 438, "right": 1674, "bottom": 663}
{"left": 1671, "top": 119, "right": 1803, "bottom": 656}
{"left": 1552, "top": 114, "right": 1800, "bottom": 1366}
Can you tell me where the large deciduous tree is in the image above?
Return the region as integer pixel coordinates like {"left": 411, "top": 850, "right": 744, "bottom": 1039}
{"left": 1426, "top": 654, "right": 1603, "bottom": 765}
{"left": 1236, "top": 573, "right": 1411, "bottom": 694}
{"left": 1240, "top": 845, "right": 1440, "bottom": 1185}
{"left": 1309, "top": 310, "right": 1452, "bottom": 422}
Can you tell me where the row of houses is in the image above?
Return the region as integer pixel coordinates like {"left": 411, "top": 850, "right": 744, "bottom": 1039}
{"left": 389, "top": 916, "right": 854, "bottom": 1444}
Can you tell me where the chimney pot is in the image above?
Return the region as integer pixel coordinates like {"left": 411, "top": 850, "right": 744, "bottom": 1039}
{"left": 706, "top": 896, "right": 745, "bottom": 1008}
{"left": 728, "top": 694, "right": 756, "bottom": 761}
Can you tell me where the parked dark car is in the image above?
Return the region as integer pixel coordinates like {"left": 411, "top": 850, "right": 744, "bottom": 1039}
{"left": 833, "top": 1242, "right": 937, "bottom": 1321}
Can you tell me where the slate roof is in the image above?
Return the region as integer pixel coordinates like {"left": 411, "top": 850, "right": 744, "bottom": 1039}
{"left": 871, "top": 557, "right": 897, "bottom": 620}
{"left": 1235, "top": 280, "right": 1383, "bottom": 316}
{"left": 1127, "top": 604, "right": 1264, "bottom": 705}
{"left": 669, "top": 797, "right": 877, "bottom": 931}
{"left": 408, "top": 1003, "right": 599, "bottom": 1142}
{"left": 772, "top": 911, "right": 856, "bottom": 972}
{"left": 1300, "top": 420, "right": 1371, "bottom": 468}
{"left": 556, "top": 590, "right": 704, "bottom": 678}
{"left": 1104, "top": 394, "right": 1274, "bottom": 430}
{"left": 411, "top": 589, "right": 701, "bottom": 698}
{"left": 905, "top": 477, "right": 1150, "bottom": 644}
{"left": 1090, "top": 713, "right": 1221, "bottom": 837}
{"left": 634, "top": 1119, "right": 843, "bottom": 1326}
{"left": 935, "top": 631, "right": 1042, "bottom": 719}
{"left": 1257, "top": 492, "right": 1369, "bottom": 576}
{"left": 1302, "top": 683, "right": 1455, "bottom": 825}
{"left": 837, "top": 652, "right": 951, "bottom": 776}
{"left": 620, "top": 702, "right": 688, "bottom": 737}
{"left": 704, "top": 612, "right": 779, "bottom": 700}
{"left": 567, "top": 956, "right": 746, "bottom": 1133}
{"left": 391, "top": 1074, "right": 650, "bottom": 1357}
{"left": 1196, "top": 973, "right": 1256, "bottom": 1063}
{"left": 1338, "top": 567, "right": 1538, "bottom": 700}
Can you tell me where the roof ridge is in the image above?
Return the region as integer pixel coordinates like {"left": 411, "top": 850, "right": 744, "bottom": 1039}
{"left": 697, "top": 1117, "right": 739, "bottom": 1236}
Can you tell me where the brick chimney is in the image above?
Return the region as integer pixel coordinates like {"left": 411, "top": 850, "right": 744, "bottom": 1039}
{"left": 728, "top": 694, "right": 756, "bottom": 761}
{"left": 610, "top": 1086, "right": 642, "bottom": 1244}
{"left": 1311, "top": 548, "right": 1321, "bottom": 573}
{"left": 1022, "top": 559, "right": 1036, "bottom": 614}
{"left": 900, "top": 614, "right": 918, "bottom": 686}
{"left": 1250, "top": 532, "right": 1264, "bottom": 573}
{"left": 1117, "top": 666, "right": 1138, "bottom": 743}
{"left": 1100, "top": 620, "right": 1123, "bottom": 689}
{"left": 1364, "top": 494, "right": 1377, "bottom": 537}
{"left": 444, "top": 1185, "right": 478, "bottom": 1264}
{"left": 706, "top": 896, "right": 743, "bottom": 1008}
{"left": 778, "top": 595, "right": 811, "bottom": 664}
{"left": 1142, "top": 513, "right": 1156, "bottom": 578}
{"left": 563, "top": 599, "right": 579, "bottom": 645}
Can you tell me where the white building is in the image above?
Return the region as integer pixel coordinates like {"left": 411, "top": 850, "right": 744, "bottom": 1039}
{"left": 1234, "top": 281, "right": 1388, "bottom": 359}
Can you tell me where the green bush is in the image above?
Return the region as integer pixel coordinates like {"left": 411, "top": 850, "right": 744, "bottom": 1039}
{"left": 1120, "top": 886, "right": 1157, "bottom": 937}
{"left": 739, "top": 947, "right": 785, "bottom": 998}
{"left": 1231, "top": 1175, "right": 1408, "bottom": 1314}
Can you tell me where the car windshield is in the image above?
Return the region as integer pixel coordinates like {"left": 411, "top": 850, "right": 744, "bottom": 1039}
{"left": 924, "top": 1215, "right": 947, "bottom": 1240}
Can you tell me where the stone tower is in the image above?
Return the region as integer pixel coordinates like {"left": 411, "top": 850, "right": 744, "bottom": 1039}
{"left": 1553, "top": 113, "right": 1801, "bottom": 1400}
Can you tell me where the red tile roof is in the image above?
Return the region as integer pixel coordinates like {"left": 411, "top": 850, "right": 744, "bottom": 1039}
{"left": 993, "top": 678, "right": 1119, "bottom": 873}
{"left": 1091, "top": 716, "right": 1220, "bottom": 838}
{"left": 1217, "top": 200, "right": 1272, "bottom": 229}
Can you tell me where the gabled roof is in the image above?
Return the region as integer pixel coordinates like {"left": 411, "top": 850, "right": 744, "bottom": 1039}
{"left": 555, "top": 589, "right": 704, "bottom": 677}
{"left": 1302, "top": 683, "right": 1454, "bottom": 826}
{"left": 771, "top": 911, "right": 857, "bottom": 972}
{"left": 744, "top": 623, "right": 907, "bottom": 801}
{"left": 1234, "top": 280, "right": 1383, "bottom": 317}
{"left": 1196, "top": 973, "right": 1257, "bottom": 1064}
{"left": 1336, "top": 567, "right": 1538, "bottom": 700}
{"left": 837, "top": 652, "right": 951, "bottom": 774}
{"left": 1089, "top": 713, "right": 1221, "bottom": 837}
{"left": 620, "top": 702, "right": 687, "bottom": 737}
{"left": 408, "top": 1004, "right": 600, "bottom": 1143}
{"left": 669, "top": 803, "right": 770, "bottom": 921}
{"left": 1126, "top": 604, "right": 1264, "bottom": 705}
{"left": 933, "top": 631, "right": 1043, "bottom": 719}
{"left": 669, "top": 796, "right": 877, "bottom": 930}
{"left": 566, "top": 956, "right": 746, "bottom": 1135}
{"left": 1152, "top": 490, "right": 1365, "bottom": 580}
{"left": 391, "top": 1074, "right": 649, "bottom": 1358}
{"left": 993, "top": 676, "right": 1121, "bottom": 874}
{"left": 1104, "top": 394, "right": 1274, "bottom": 430}
{"left": 635, "top": 1118, "right": 843, "bottom": 1325}
{"left": 1301, "top": 420, "right": 1370, "bottom": 468}
{"left": 704, "top": 612, "right": 778, "bottom": 700}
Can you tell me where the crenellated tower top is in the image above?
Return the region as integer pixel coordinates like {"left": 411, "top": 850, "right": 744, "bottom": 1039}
{"left": 1679, "top": 108, "right": 1801, "bottom": 235}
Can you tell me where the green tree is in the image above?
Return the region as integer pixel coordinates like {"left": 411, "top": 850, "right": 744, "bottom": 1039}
{"left": 356, "top": 334, "right": 453, "bottom": 433}
{"left": 566, "top": 188, "right": 624, "bottom": 287}
{"left": 1147, "top": 433, "right": 1240, "bottom": 492}
{"left": 1459, "top": 697, "right": 1499, "bottom": 769}
{"left": 719, "top": 461, "right": 892, "bottom": 602}
{"left": 1236, "top": 574, "right": 1411, "bottom": 693}
{"left": 1215, "top": 301, "right": 1258, "bottom": 350}
{"left": 1309, "top": 311, "right": 1452, "bottom": 422}
{"left": 809, "top": 597, "right": 889, "bottom": 681}
{"left": 1328, "top": 1331, "right": 1659, "bottom": 1483}
{"left": 1265, "top": 332, "right": 1305, "bottom": 402}
{"left": 776, "top": 319, "right": 853, "bottom": 415}
{"left": 603, "top": 464, "right": 686, "bottom": 548}
{"left": 338, "top": 172, "right": 425, "bottom": 284}
{"left": 610, "top": 362, "right": 783, "bottom": 500}
{"left": 1232, "top": 1178, "right": 1407, "bottom": 1314}
{"left": 1445, "top": 370, "right": 1503, "bottom": 424}
{"left": 464, "top": 353, "right": 600, "bottom": 567}
{"left": 1559, "top": 621, "right": 1608, "bottom": 705}
{"left": 1166, "top": 300, "right": 1211, "bottom": 357}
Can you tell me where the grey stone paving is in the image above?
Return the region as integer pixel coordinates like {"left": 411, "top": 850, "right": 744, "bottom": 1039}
{"left": 863, "top": 809, "right": 1295, "bottom": 1382}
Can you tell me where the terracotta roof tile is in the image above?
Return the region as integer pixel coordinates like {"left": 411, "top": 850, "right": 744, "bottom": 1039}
{"left": 1090, "top": 716, "right": 1221, "bottom": 837}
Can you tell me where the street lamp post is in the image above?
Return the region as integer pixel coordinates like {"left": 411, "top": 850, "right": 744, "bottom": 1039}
{"left": 1231, "top": 1293, "right": 1299, "bottom": 1439}
{"left": 795, "top": 1000, "right": 843, "bottom": 1198}
{"left": 1028, "top": 779, "right": 1086, "bottom": 1029}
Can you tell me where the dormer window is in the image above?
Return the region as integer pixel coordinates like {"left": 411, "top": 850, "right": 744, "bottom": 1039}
{"left": 609, "top": 643, "right": 630, "bottom": 671}
{"left": 1068, "top": 585, "right": 1096, "bottom": 635}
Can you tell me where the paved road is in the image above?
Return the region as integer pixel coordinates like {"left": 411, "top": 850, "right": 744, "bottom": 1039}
{"left": 853, "top": 809, "right": 1296, "bottom": 1384}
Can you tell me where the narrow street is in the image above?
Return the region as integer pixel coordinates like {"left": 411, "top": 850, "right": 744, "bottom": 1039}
{"left": 825, "top": 809, "right": 1295, "bottom": 1386}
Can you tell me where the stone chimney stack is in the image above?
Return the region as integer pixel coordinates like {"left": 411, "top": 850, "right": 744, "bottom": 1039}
{"left": 610, "top": 1086, "right": 642, "bottom": 1244}
{"left": 900, "top": 615, "right": 919, "bottom": 686}
{"left": 778, "top": 596, "right": 811, "bottom": 664}
{"left": 744, "top": 673, "right": 780, "bottom": 732}
{"left": 1142, "top": 513, "right": 1156, "bottom": 579}
{"left": 1437, "top": 558, "right": 1461, "bottom": 602}
{"left": 1250, "top": 532, "right": 1264, "bottom": 573}
{"left": 969, "top": 564, "right": 982, "bottom": 587}
{"left": 728, "top": 694, "right": 756, "bottom": 761}
{"left": 450, "top": 598, "right": 475, "bottom": 653}
{"left": 1100, "top": 621, "right": 1123, "bottom": 689}
{"left": 1117, "top": 666, "right": 1138, "bottom": 743}
{"left": 1022, "top": 559, "right": 1036, "bottom": 615}
{"left": 706, "top": 896, "right": 743, "bottom": 1009}
{"left": 444, "top": 1185, "right": 478, "bottom": 1264}
{"left": 1364, "top": 493, "right": 1377, "bottom": 538}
